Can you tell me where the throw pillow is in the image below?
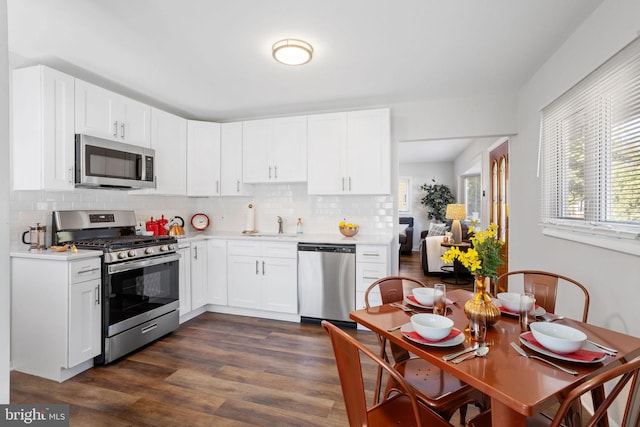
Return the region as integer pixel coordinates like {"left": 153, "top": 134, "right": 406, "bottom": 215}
{"left": 428, "top": 223, "right": 448, "bottom": 236}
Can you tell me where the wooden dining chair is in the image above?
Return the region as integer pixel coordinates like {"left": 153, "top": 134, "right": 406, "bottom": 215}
{"left": 466, "top": 357, "right": 640, "bottom": 427}
{"left": 496, "top": 270, "right": 590, "bottom": 322}
{"left": 322, "top": 320, "right": 455, "bottom": 427}
{"left": 364, "top": 276, "right": 486, "bottom": 424}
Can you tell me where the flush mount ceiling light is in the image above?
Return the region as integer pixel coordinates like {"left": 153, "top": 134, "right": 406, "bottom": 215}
{"left": 272, "top": 39, "right": 313, "bottom": 65}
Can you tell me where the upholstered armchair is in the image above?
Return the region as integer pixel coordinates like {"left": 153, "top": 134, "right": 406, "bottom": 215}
{"left": 420, "top": 221, "right": 471, "bottom": 275}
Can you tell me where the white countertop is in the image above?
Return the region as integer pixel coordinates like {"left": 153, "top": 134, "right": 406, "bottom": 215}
{"left": 178, "top": 231, "right": 393, "bottom": 245}
{"left": 10, "top": 248, "right": 104, "bottom": 260}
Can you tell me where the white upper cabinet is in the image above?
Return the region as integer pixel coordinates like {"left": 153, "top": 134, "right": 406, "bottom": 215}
{"left": 221, "top": 122, "right": 252, "bottom": 196}
{"left": 150, "top": 108, "right": 187, "bottom": 195}
{"left": 12, "top": 65, "right": 76, "bottom": 191}
{"left": 308, "top": 108, "right": 390, "bottom": 195}
{"left": 187, "top": 120, "right": 221, "bottom": 197}
{"left": 75, "top": 79, "right": 151, "bottom": 148}
{"left": 242, "top": 115, "right": 307, "bottom": 183}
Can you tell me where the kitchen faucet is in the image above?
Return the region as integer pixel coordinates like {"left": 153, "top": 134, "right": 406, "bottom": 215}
{"left": 277, "top": 216, "right": 283, "bottom": 234}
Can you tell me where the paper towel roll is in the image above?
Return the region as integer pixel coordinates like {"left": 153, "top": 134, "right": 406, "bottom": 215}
{"left": 244, "top": 204, "right": 255, "bottom": 233}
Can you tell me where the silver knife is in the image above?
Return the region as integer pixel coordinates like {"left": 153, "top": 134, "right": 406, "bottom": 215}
{"left": 586, "top": 340, "right": 618, "bottom": 355}
{"left": 443, "top": 344, "right": 479, "bottom": 361}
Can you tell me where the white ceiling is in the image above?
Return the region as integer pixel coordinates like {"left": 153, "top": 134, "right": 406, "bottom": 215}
{"left": 7, "top": 0, "right": 602, "bottom": 160}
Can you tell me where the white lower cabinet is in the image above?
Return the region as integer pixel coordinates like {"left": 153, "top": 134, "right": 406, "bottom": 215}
{"left": 207, "top": 239, "right": 228, "bottom": 305}
{"left": 227, "top": 240, "right": 297, "bottom": 314}
{"left": 190, "top": 240, "right": 208, "bottom": 310}
{"left": 11, "top": 255, "right": 102, "bottom": 382}
{"left": 355, "top": 244, "right": 390, "bottom": 312}
{"left": 177, "top": 243, "right": 192, "bottom": 320}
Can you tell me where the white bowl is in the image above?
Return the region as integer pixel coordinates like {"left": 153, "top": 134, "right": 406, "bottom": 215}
{"left": 497, "top": 292, "right": 522, "bottom": 312}
{"left": 410, "top": 313, "right": 454, "bottom": 341}
{"left": 530, "top": 322, "right": 586, "bottom": 354}
{"left": 412, "top": 288, "right": 436, "bottom": 306}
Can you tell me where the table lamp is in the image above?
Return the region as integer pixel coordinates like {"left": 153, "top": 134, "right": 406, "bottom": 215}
{"left": 445, "top": 204, "right": 466, "bottom": 244}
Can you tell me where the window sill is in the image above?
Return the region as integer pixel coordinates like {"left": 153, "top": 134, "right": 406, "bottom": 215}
{"left": 542, "top": 224, "right": 640, "bottom": 257}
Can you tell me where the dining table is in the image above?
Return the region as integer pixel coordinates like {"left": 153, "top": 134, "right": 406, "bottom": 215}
{"left": 349, "top": 288, "right": 640, "bottom": 427}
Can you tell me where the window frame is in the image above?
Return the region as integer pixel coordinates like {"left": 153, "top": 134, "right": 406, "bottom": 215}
{"left": 539, "top": 38, "right": 640, "bottom": 256}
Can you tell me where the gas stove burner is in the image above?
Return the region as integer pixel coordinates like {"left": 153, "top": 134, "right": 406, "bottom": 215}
{"left": 69, "top": 234, "right": 177, "bottom": 250}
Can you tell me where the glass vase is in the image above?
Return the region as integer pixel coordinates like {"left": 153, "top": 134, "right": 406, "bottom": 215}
{"left": 464, "top": 275, "right": 501, "bottom": 327}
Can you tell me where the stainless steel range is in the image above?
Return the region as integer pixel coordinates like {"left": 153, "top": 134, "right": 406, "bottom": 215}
{"left": 52, "top": 210, "right": 180, "bottom": 364}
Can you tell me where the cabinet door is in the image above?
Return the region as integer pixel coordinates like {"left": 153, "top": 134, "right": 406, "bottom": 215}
{"left": 221, "top": 122, "right": 252, "bottom": 196}
{"left": 273, "top": 115, "right": 307, "bottom": 182}
{"left": 307, "top": 112, "right": 347, "bottom": 194}
{"left": 207, "top": 240, "right": 227, "bottom": 305}
{"left": 121, "top": 96, "right": 151, "bottom": 147}
{"left": 68, "top": 279, "right": 101, "bottom": 367}
{"left": 261, "top": 257, "right": 298, "bottom": 313}
{"left": 242, "top": 119, "right": 272, "bottom": 183}
{"left": 190, "top": 241, "right": 208, "bottom": 310}
{"left": 187, "top": 120, "right": 221, "bottom": 196}
{"left": 150, "top": 108, "right": 187, "bottom": 195}
{"left": 346, "top": 109, "right": 390, "bottom": 194}
{"left": 178, "top": 246, "right": 192, "bottom": 318}
{"left": 12, "top": 65, "right": 75, "bottom": 191}
{"left": 227, "top": 255, "right": 261, "bottom": 309}
{"left": 75, "top": 79, "right": 120, "bottom": 141}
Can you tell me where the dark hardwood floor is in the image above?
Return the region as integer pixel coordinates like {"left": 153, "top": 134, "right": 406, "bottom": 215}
{"left": 10, "top": 251, "right": 473, "bottom": 426}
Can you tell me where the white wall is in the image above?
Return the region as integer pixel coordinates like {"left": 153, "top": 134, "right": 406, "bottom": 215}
{"left": 398, "top": 161, "right": 454, "bottom": 251}
{"left": 514, "top": 0, "right": 640, "bottom": 335}
{"left": 1, "top": 0, "right": 11, "bottom": 404}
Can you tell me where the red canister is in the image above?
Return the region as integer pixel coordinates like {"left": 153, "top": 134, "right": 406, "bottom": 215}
{"left": 146, "top": 216, "right": 159, "bottom": 236}
{"left": 157, "top": 215, "right": 168, "bottom": 236}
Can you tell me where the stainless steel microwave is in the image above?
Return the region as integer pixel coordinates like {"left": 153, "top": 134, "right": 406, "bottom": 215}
{"left": 75, "top": 134, "right": 156, "bottom": 189}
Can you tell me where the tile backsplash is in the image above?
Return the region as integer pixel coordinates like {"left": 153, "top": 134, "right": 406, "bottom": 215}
{"left": 10, "top": 183, "right": 393, "bottom": 249}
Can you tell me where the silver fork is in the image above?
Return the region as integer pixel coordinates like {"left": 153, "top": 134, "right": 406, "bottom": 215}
{"left": 390, "top": 302, "right": 419, "bottom": 314}
{"left": 510, "top": 342, "right": 578, "bottom": 375}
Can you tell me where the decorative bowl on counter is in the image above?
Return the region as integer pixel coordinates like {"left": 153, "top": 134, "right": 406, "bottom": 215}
{"left": 339, "top": 225, "right": 359, "bottom": 237}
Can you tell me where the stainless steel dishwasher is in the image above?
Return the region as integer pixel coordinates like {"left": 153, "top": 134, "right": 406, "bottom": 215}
{"left": 298, "top": 243, "right": 356, "bottom": 325}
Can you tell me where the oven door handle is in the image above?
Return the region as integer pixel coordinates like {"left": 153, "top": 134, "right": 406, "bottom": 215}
{"left": 107, "top": 253, "right": 181, "bottom": 274}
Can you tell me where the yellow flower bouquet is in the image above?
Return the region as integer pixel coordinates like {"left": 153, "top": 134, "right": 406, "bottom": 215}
{"left": 441, "top": 223, "right": 504, "bottom": 280}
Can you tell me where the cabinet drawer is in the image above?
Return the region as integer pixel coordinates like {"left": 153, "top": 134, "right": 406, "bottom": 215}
{"left": 260, "top": 241, "right": 297, "bottom": 258}
{"left": 356, "top": 262, "right": 388, "bottom": 292}
{"left": 69, "top": 258, "right": 101, "bottom": 283}
{"left": 356, "top": 244, "right": 388, "bottom": 264}
{"left": 227, "top": 240, "right": 261, "bottom": 257}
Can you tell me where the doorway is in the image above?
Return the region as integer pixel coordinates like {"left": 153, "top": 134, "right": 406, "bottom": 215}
{"left": 489, "top": 140, "right": 509, "bottom": 276}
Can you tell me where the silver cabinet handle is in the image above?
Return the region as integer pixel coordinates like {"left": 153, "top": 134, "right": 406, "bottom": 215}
{"left": 342, "top": 177, "right": 345, "bottom": 191}
{"left": 193, "top": 246, "right": 198, "bottom": 260}
{"left": 255, "top": 260, "right": 259, "bottom": 274}
{"left": 68, "top": 167, "right": 73, "bottom": 184}
{"left": 113, "top": 121, "right": 118, "bottom": 136}
{"left": 120, "top": 122, "right": 126, "bottom": 139}
{"left": 349, "top": 176, "right": 352, "bottom": 191}
{"left": 262, "top": 261, "right": 265, "bottom": 275}
{"left": 236, "top": 179, "right": 240, "bottom": 192}
{"left": 274, "top": 165, "right": 278, "bottom": 179}
{"left": 268, "top": 166, "right": 272, "bottom": 179}
{"left": 78, "top": 267, "right": 100, "bottom": 274}
{"left": 95, "top": 284, "right": 100, "bottom": 305}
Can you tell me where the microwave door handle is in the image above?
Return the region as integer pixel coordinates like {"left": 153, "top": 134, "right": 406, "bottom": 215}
{"left": 107, "top": 253, "right": 181, "bottom": 274}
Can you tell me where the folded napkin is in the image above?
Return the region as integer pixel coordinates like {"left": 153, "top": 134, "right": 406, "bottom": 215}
{"left": 403, "top": 328, "right": 461, "bottom": 345}
{"left": 521, "top": 332, "right": 605, "bottom": 361}
{"left": 407, "top": 295, "right": 452, "bottom": 307}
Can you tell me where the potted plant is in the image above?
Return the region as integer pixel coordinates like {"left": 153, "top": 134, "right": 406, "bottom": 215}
{"left": 419, "top": 179, "right": 455, "bottom": 222}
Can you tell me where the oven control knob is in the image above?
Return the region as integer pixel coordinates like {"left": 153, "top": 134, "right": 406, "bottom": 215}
{"left": 117, "top": 251, "right": 127, "bottom": 259}
{"left": 128, "top": 250, "right": 136, "bottom": 257}
{"left": 144, "top": 247, "right": 153, "bottom": 255}
{"left": 159, "top": 245, "right": 169, "bottom": 252}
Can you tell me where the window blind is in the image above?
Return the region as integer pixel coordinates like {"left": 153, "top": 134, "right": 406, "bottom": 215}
{"left": 540, "top": 37, "right": 640, "bottom": 248}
